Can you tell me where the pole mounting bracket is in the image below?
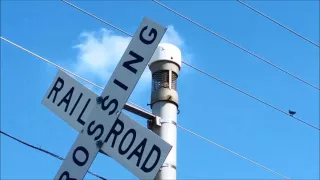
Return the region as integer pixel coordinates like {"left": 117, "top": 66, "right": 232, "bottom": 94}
{"left": 147, "top": 116, "right": 177, "bottom": 129}
{"left": 160, "top": 163, "right": 177, "bottom": 171}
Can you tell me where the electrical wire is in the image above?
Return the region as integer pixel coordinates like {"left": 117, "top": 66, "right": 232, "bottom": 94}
{"left": 0, "top": 130, "right": 107, "bottom": 180}
{"left": 236, "top": 0, "right": 320, "bottom": 48}
{"left": 182, "top": 61, "right": 320, "bottom": 131}
{"left": 0, "top": 37, "right": 105, "bottom": 90}
{"left": 152, "top": 0, "right": 319, "bottom": 91}
{"left": 1, "top": 37, "right": 290, "bottom": 180}
{"left": 61, "top": 0, "right": 131, "bottom": 37}
{"left": 177, "top": 125, "right": 291, "bottom": 180}
{"left": 53, "top": 1, "right": 320, "bottom": 130}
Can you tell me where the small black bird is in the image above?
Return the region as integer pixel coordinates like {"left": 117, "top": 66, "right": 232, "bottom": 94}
{"left": 288, "top": 110, "right": 296, "bottom": 116}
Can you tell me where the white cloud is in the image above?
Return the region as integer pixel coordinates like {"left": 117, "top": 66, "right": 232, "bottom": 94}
{"left": 71, "top": 25, "right": 192, "bottom": 92}
{"left": 161, "top": 25, "right": 184, "bottom": 48}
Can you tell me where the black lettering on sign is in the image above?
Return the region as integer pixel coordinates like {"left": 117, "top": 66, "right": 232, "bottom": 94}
{"left": 101, "top": 96, "right": 118, "bottom": 115}
{"left": 113, "top": 79, "right": 128, "bottom": 91}
{"left": 141, "top": 145, "right": 161, "bottom": 173}
{"left": 77, "top": 98, "right": 91, "bottom": 126}
{"left": 57, "top": 87, "right": 74, "bottom": 112}
{"left": 127, "top": 138, "right": 147, "bottom": 167}
{"left": 58, "top": 171, "right": 76, "bottom": 180}
{"left": 72, "top": 146, "right": 89, "bottom": 166}
{"left": 139, "top": 26, "right": 157, "bottom": 45}
{"left": 69, "top": 93, "right": 83, "bottom": 116}
{"left": 118, "top": 129, "right": 136, "bottom": 155}
{"left": 105, "top": 119, "right": 124, "bottom": 148}
{"left": 122, "top": 51, "right": 144, "bottom": 74}
{"left": 87, "top": 120, "right": 104, "bottom": 141}
{"left": 47, "top": 77, "right": 64, "bottom": 103}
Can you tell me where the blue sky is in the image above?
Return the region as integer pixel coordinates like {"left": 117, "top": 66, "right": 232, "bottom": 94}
{"left": 1, "top": 0, "right": 319, "bottom": 179}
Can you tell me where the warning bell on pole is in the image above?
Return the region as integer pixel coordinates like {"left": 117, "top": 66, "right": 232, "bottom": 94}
{"left": 148, "top": 43, "right": 182, "bottom": 109}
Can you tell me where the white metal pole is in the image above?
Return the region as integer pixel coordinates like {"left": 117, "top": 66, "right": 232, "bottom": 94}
{"left": 148, "top": 43, "right": 181, "bottom": 180}
{"left": 151, "top": 102, "right": 178, "bottom": 179}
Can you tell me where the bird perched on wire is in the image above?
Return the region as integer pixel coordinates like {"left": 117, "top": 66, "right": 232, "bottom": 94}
{"left": 288, "top": 110, "right": 296, "bottom": 116}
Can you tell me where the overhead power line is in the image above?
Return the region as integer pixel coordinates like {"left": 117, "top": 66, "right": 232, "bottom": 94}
{"left": 182, "top": 61, "right": 320, "bottom": 131}
{"left": 57, "top": 1, "right": 319, "bottom": 130}
{"left": 177, "top": 126, "right": 291, "bottom": 180}
{"left": 61, "top": 0, "right": 131, "bottom": 37}
{"left": 236, "top": 0, "right": 320, "bottom": 48}
{"left": 0, "top": 130, "right": 107, "bottom": 180}
{"left": 152, "top": 0, "right": 319, "bottom": 91}
{"left": 0, "top": 37, "right": 104, "bottom": 90}
{"left": 1, "top": 37, "right": 290, "bottom": 180}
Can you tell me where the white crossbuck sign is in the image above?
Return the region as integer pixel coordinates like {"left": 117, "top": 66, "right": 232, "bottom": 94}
{"left": 42, "top": 17, "right": 171, "bottom": 180}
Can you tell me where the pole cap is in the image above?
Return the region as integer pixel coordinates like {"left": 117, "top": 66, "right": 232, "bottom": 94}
{"left": 149, "top": 43, "right": 182, "bottom": 69}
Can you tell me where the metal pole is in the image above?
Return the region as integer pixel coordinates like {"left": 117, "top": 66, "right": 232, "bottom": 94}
{"left": 148, "top": 43, "right": 181, "bottom": 180}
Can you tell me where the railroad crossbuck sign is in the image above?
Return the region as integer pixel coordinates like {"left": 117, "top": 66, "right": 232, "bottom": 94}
{"left": 42, "top": 70, "right": 172, "bottom": 179}
{"left": 41, "top": 17, "right": 171, "bottom": 180}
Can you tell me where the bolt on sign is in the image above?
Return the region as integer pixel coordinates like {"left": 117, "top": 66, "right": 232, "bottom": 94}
{"left": 41, "top": 17, "right": 171, "bottom": 180}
